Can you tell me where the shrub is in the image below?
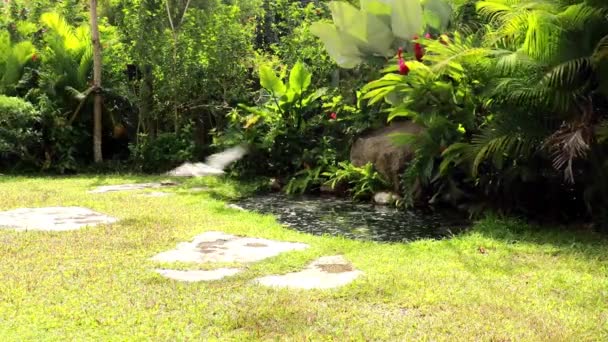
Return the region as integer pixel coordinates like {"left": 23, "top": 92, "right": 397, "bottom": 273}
{"left": 0, "top": 95, "right": 41, "bottom": 168}
{"left": 129, "top": 123, "right": 196, "bottom": 173}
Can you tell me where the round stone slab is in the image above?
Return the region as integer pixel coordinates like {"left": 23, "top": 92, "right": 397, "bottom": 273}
{"left": 254, "top": 255, "right": 363, "bottom": 290}
{"left": 151, "top": 231, "right": 309, "bottom": 264}
{"left": 0, "top": 206, "right": 118, "bottom": 232}
{"left": 155, "top": 268, "right": 241, "bottom": 282}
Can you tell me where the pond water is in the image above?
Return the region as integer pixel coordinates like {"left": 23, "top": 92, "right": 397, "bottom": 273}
{"left": 236, "top": 193, "right": 469, "bottom": 243}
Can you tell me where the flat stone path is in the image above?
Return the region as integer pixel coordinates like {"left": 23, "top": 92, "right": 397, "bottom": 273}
{"left": 88, "top": 181, "right": 178, "bottom": 194}
{"left": 151, "top": 231, "right": 309, "bottom": 264}
{"left": 254, "top": 255, "right": 363, "bottom": 289}
{"left": 0, "top": 207, "right": 118, "bottom": 231}
{"left": 155, "top": 268, "right": 241, "bottom": 282}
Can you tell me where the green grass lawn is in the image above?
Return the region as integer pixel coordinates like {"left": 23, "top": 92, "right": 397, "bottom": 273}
{"left": 0, "top": 175, "right": 607, "bottom": 341}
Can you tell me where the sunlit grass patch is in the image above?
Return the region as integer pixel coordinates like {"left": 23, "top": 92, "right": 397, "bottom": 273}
{"left": 0, "top": 175, "right": 606, "bottom": 340}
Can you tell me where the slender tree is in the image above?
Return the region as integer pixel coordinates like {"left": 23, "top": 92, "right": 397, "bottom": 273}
{"left": 90, "top": 0, "right": 103, "bottom": 162}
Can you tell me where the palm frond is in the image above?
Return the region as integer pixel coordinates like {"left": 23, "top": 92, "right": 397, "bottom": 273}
{"left": 541, "top": 57, "right": 593, "bottom": 89}
{"left": 558, "top": 3, "right": 606, "bottom": 31}
{"left": 468, "top": 110, "right": 551, "bottom": 175}
{"left": 592, "top": 34, "right": 608, "bottom": 63}
{"left": 544, "top": 123, "right": 592, "bottom": 183}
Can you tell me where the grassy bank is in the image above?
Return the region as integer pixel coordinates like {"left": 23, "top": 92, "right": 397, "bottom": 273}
{"left": 0, "top": 175, "right": 606, "bottom": 340}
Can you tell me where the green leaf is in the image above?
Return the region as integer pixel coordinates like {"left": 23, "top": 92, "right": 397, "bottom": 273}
{"left": 259, "top": 65, "right": 286, "bottom": 96}
{"left": 391, "top": 0, "right": 424, "bottom": 40}
{"left": 288, "top": 62, "right": 312, "bottom": 94}
{"left": 329, "top": 1, "right": 394, "bottom": 56}
{"left": 367, "top": 87, "right": 396, "bottom": 104}
{"left": 360, "top": 0, "right": 392, "bottom": 26}
{"left": 310, "top": 22, "right": 363, "bottom": 68}
{"left": 423, "top": 0, "right": 452, "bottom": 31}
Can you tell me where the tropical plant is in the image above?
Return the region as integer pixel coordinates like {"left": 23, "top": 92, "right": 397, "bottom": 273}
{"left": 310, "top": 0, "right": 453, "bottom": 68}
{"left": 323, "top": 161, "right": 389, "bottom": 199}
{"left": 218, "top": 61, "right": 329, "bottom": 176}
{"left": 0, "top": 30, "right": 36, "bottom": 95}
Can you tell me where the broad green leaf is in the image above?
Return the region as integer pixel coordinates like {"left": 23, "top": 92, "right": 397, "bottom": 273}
{"left": 388, "top": 106, "right": 417, "bottom": 121}
{"left": 259, "top": 65, "right": 286, "bottom": 96}
{"left": 423, "top": 10, "right": 442, "bottom": 30}
{"left": 362, "top": 73, "right": 405, "bottom": 91}
{"left": 360, "top": 0, "right": 392, "bottom": 26}
{"left": 289, "top": 62, "right": 312, "bottom": 94}
{"left": 310, "top": 22, "right": 363, "bottom": 68}
{"left": 304, "top": 87, "right": 328, "bottom": 105}
{"left": 391, "top": 0, "right": 424, "bottom": 39}
{"left": 329, "top": 1, "right": 393, "bottom": 56}
{"left": 362, "top": 86, "right": 396, "bottom": 104}
{"left": 423, "top": 0, "right": 452, "bottom": 30}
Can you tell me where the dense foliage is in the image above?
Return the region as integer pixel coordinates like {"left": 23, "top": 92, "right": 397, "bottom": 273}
{"left": 1, "top": 0, "right": 608, "bottom": 228}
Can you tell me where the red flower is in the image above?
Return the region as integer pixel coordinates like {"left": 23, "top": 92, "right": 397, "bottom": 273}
{"left": 329, "top": 112, "right": 337, "bottom": 120}
{"left": 397, "top": 47, "right": 410, "bottom": 75}
{"left": 414, "top": 43, "right": 424, "bottom": 62}
{"left": 412, "top": 35, "right": 424, "bottom": 62}
{"left": 425, "top": 32, "right": 432, "bottom": 39}
{"left": 398, "top": 59, "right": 409, "bottom": 75}
{"left": 31, "top": 54, "right": 38, "bottom": 62}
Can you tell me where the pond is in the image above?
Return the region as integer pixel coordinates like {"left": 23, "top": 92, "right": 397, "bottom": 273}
{"left": 236, "top": 193, "right": 469, "bottom": 243}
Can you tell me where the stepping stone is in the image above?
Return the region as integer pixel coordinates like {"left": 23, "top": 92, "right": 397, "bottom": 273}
{"left": 0, "top": 207, "right": 118, "bottom": 232}
{"left": 254, "top": 255, "right": 363, "bottom": 290}
{"left": 151, "top": 231, "right": 308, "bottom": 263}
{"left": 88, "top": 182, "right": 177, "bottom": 194}
{"left": 155, "top": 268, "right": 241, "bottom": 282}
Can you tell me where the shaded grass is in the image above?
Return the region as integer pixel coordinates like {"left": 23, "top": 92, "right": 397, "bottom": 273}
{"left": 0, "top": 175, "right": 607, "bottom": 340}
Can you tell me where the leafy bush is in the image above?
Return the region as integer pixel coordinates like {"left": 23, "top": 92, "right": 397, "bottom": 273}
{"left": 217, "top": 61, "right": 330, "bottom": 176}
{"left": 0, "top": 95, "right": 41, "bottom": 168}
{"left": 129, "top": 123, "right": 196, "bottom": 173}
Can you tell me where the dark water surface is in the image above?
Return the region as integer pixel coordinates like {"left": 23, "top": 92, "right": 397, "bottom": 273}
{"left": 236, "top": 193, "right": 469, "bottom": 242}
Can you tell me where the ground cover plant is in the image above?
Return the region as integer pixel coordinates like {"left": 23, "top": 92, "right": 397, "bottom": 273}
{"left": 0, "top": 176, "right": 607, "bottom": 340}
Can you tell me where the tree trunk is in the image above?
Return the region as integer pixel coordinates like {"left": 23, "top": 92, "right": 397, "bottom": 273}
{"left": 90, "top": 0, "right": 103, "bottom": 163}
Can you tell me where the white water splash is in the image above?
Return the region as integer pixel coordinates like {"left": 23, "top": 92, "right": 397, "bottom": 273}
{"left": 165, "top": 145, "right": 248, "bottom": 177}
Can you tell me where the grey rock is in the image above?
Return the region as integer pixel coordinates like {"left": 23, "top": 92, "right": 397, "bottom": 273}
{"left": 350, "top": 121, "right": 424, "bottom": 191}
{"left": 373, "top": 192, "right": 402, "bottom": 205}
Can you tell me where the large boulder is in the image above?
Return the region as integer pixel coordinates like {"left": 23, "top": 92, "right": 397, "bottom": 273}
{"left": 350, "top": 121, "right": 424, "bottom": 191}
